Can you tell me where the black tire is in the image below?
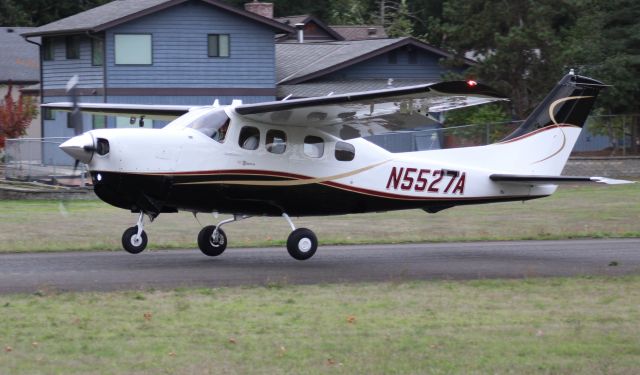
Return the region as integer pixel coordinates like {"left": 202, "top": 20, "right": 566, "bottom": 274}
{"left": 122, "top": 226, "right": 147, "bottom": 254}
{"left": 286, "top": 228, "right": 318, "bottom": 261}
{"left": 197, "top": 225, "right": 227, "bottom": 256}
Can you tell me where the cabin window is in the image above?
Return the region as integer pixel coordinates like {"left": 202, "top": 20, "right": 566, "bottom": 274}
{"left": 65, "top": 36, "right": 80, "bottom": 59}
{"left": 266, "top": 130, "right": 287, "bottom": 154}
{"left": 239, "top": 126, "right": 260, "bottom": 150}
{"left": 208, "top": 34, "right": 230, "bottom": 57}
{"left": 303, "top": 136, "right": 324, "bottom": 158}
{"left": 43, "top": 38, "right": 54, "bottom": 61}
{"left": 92, "top": 38, "right": 104, "bottom": 66}
{"left": 92, "top": 115, "right": 106, "bottom": 129}
{"left": 335, "top": 141, "right": 355, "bottom": 161}
{"left": 114, "top": 34, "right": 152, "bottom": 65}
{"left": 186, "top": 109, "right": 229, "bottom": 143}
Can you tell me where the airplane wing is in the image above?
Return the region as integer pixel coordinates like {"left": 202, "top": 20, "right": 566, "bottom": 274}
{"left": 490, "top": 174, "right": 634, "bottom": 185}
{"left": 235, "top": 81, "right": 508, "bottom": 139}
{"left": 41, "top": 102, "right": 195, "bottom": 121}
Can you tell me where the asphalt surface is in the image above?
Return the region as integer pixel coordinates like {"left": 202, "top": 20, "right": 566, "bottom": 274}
{"left": 0, "top": 239, "right": 639, "bottom": 294}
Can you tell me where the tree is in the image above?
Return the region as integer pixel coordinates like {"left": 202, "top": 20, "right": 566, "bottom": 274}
{"left": 328, "top": 0, "right": 371, "bottom": 25}
{"left": 384, "top": 0, "right": 414, "bottom": 37}
{"left": 0, "top": 84, "right": 38, "bottom": 150}
{"left": 0, "top": 0, "right": 111, "bottom": 26}
{"left": 436, "top": 0, "right": 579, "bottom": 119}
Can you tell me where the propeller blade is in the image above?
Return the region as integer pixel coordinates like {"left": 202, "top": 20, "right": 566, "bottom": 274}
{"left": 66, "top": 75, "right": 83, "bottom": 136}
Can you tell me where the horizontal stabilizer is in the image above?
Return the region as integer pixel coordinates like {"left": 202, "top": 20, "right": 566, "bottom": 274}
{"left": 490, "top": 174, "right": 634, "bottom": 185}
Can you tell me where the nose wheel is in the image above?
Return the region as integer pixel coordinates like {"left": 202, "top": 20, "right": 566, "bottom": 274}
{"left": 121, "top": 212, "right": 148, "bottom": 254}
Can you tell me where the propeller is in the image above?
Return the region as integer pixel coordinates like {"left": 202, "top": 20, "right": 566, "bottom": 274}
{"left": 66, "top": 75, "right": 84, "bottom": 176}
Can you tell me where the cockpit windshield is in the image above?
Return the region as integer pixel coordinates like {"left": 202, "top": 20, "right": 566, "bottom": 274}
{"left": 163, "top": 107, "right": 230, "bottom": 143}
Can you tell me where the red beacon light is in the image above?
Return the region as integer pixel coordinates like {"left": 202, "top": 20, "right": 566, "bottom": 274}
{"left": 467, "top": 80, "right": 478, "bottom": 87}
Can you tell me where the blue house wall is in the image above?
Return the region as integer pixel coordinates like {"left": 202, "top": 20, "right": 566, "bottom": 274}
{"left": 41, "top": 37, "right": 103, "bottom": 91}
{"left": 105, "top": 1, "right": 277, "bottom": 89}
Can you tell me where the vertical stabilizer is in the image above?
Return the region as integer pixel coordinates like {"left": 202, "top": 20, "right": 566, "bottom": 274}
{"left": 502, "top": 74, "right": 607, "bottom": 141}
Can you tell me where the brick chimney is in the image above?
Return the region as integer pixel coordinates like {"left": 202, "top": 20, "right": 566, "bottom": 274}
{"left": 244, "top": 1, "right": 274, "bottom": 19}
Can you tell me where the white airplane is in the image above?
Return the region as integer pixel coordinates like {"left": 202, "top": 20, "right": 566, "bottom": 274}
{"left": 47, "top": 72, "right": 630, "bottom": 260}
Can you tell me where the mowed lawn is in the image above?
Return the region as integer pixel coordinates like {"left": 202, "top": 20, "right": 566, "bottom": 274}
{"left": 0, "top": 184, "right": 638, "bottom": 252}
{"left": 1, "top": 276, "right": 639, "bottom": 374}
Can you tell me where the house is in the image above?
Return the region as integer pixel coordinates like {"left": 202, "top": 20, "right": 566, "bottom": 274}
{"left": 21, "top": 0, "right": 292, "bottom": 134}
{"left": 21, "top": 0, "right": 293, "bottom": 164}
{"left": 22, "top": 0, "right": 473, "bottom": 164}
{"left": 275, "top": 14, "right": 387, "bottom": 42}
{"left": 276, "top": 37, "right": 473, "bottom": 98}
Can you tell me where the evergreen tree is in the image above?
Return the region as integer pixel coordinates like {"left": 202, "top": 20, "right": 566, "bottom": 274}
{"left": 436, "top": 0, "right": 578, "bottom": 118}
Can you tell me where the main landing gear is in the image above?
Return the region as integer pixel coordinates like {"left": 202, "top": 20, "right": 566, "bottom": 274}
{"left": 120, "top": 212, "right": 319, "bottom": 260}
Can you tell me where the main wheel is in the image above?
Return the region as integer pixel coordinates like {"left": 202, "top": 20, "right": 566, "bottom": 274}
{"left": 122, "top": 226, "right": 147, "bottom": 254}
{"left": 197, "top": 225, "right": 227, "bottom": 256}
{"left": 286, "top": 228, "right": 318, "bottom": 260}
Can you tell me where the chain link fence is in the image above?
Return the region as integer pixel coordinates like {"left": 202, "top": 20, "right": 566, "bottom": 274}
{"left": 2, "top": 137, "right": 89, "bottom": 185}
{"left": 2, "top": 115, "right": 638, "bottom": 184}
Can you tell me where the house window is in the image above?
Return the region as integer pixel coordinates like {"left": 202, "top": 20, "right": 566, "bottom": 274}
{"left": 116, "top": 116, "right": 152, "bottom": 128}
{"left": 239, "top": 126, "right": 260, "bottom": 150}
{"left": 92, "top": 38, "right": 104, "bottom": 66}
{"left": 304, "top": 136, "right": 324, "bottom": 158}
{"left": 408, "top": 49, "right": 418, "bottom": 64}
{"left": 43, "top": 38, "right": 54, "bottom": 61}
{"left": 66, "top": 36, "right": 80, "bottom": 59}
{"left": 208, "top": 34, "right": 230, "bottom": 57}
{"left": 115, "top": 34, "right": 152, "bottom": 65}
{"left": 67, "top": 113, "right": 75, "bottom": 129}
{"left": 266, "top": 129, "right": 287, "bottom": 154}
{"left": 92, "top": 115, "right": 106, "bottom": 129}
{"left": 43, "top": 108, "right": 55, "bottom": 120}
{"left": 388, "top": 50, "right": 397, "bottom": 64}
{"left": 335, "top": 141, "right": 355, "bottom": 161}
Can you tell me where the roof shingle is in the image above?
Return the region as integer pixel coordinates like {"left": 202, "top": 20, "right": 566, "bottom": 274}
{"left": 21, "top": 0, "right": 292, "bottom": 37}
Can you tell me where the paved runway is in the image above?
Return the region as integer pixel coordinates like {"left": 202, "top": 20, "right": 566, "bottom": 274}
{"left": 0, "top": 239, "right": 638, "bottom": 294}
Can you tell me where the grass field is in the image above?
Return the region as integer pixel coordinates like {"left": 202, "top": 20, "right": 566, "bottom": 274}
{"left": 0, "top": 276, "right": 639, "bottom": 374}
{"left": 0, "top": 184, "right": 638, "bottom": 252}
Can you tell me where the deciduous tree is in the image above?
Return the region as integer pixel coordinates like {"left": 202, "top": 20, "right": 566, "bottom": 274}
{"left": 0, "top": 84, "right": 38, "bottom": 149}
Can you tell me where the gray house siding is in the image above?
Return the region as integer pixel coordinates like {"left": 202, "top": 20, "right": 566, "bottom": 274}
{"left": 323, "top": 49, "right": 454, "bottom": 82}
{"left": 42, "top": 36, "right": 103, "bottom": 90}
{"left": 105, "top": 1, "right": 277, "bottom": 89}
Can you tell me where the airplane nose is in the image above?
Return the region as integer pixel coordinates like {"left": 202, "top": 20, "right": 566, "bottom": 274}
{"left": 59, "top": 133, "right": 95, "bottom": 163}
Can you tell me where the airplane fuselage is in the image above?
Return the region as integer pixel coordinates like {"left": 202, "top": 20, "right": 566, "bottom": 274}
{"left": 81, "top": 107, "right": 563, "bottom": 217}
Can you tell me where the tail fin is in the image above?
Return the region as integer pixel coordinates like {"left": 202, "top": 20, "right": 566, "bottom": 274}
{"left": 501, "top": 73, "right": 607, "bottom": 142}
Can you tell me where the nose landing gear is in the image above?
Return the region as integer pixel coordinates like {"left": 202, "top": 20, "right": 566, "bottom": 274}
{"left": 122, "top": 212, "right": 148, "bottom": 254}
